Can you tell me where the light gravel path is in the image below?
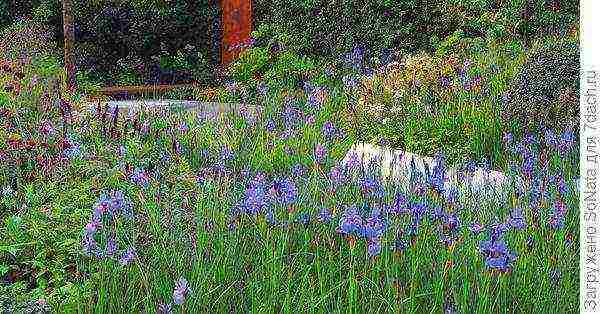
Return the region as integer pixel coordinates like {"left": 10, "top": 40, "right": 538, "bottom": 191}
{"left": 85, "top": 99, "right": 262, "bottom": 120}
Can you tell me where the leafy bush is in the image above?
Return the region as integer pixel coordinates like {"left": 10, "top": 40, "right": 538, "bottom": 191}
{"left": 503, "top": 36, "right": 579, "bottom": 132}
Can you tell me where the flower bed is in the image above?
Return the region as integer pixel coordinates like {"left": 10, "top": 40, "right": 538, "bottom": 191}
{"left": 0, "top": 45, "right": 579, "bottom": 312}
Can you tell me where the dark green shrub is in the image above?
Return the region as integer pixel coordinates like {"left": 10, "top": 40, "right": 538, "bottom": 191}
{"left": 9, "top": 0, "right": 221, "bottom": 86}
{"left": 254, "top": 0, "right": 579, "bottom": 60}
{"left": 503, "top": 37, "right": 579, "bottom": 132}
{"left": 0, "top": 18, "right": 57, "bottom": 61}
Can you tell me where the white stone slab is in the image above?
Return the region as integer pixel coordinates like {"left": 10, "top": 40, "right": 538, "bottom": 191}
{"left": 342, "top": 143, "right": 517, "bottom": 199}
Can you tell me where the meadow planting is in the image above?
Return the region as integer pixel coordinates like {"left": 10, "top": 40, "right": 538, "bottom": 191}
{"left": 0, "top": 2, "right": 580, "bottom": 313}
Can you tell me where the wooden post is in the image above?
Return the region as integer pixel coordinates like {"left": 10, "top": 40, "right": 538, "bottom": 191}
{"left": 62, "top": 0, "right": 76, "bottom": 92}
{"left": 221, "top": 0, "right": 253, "bottom": 65}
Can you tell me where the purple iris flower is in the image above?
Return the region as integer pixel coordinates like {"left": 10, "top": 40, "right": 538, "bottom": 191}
{"left": 322, "top": 121, "right": 336, "bottom": 139}
{"left": 314, "top": 143, "right": 327, "bottom": 164}
{"left": 443, "top": 213, "right": 460, "bottom": 232}
{"left": 430, "top": 206, "right": 445, "bottom": 222}
{"left": 367, "top": 239, "right": 382, "bottom": 257}
{"left": 270, "top": 177, "right": 298, "bottom": 206}
{"left": 317, "top": 208, "right": 333, "bottom": 223}
{"left": 508, "top": 208, "right": 527, "bottom": 230}
{"left": 490, "top": 222, "right": 511, "bottom": 241}
{"left": 337, "top": 206, "right": 364, "bottom": 236}
{"left": 410, "top": 202, "right": 428, "bottom": 223}
{"left": 469, "top": 223, "right": 484, "bottom": 235}
{"left": 479, "top": 239, "right": 509, "bottom": 257}
{"left": 243, "top": 179, "right": 268, "bottom": 215}
{"left": 361, "top": 211, "right": 387, "bottom": 240}
{"left": 388, "top": 193, "right": 409, "bottom": 215}
{"left": 105, "top": 236, "right": 117, "bottom": 257}
{"left": 485, "top": 254, "right": 516, "bottom": 272}
{"left": 119, "top": 247, "right": 136, "bottom": 266}
{"left": 173, "top": 277, "right": 191, "bottom": 305}
{"left": 360, "top": 177, "right": 385, "bottom": 199}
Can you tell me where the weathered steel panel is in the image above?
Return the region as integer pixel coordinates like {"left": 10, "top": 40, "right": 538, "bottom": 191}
{"left": 221, "top": 0, "right": 252, "bottom": 65}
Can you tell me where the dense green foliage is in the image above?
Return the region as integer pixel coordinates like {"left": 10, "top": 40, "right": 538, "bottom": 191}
{"left": 6, "top": 0, "right": 220, "bottom": 86}
{"left": 254, "top": 0, "right": 578, "bottom": 58}
{"left": 1, "top": 0, "right": 580, "bottom": 86}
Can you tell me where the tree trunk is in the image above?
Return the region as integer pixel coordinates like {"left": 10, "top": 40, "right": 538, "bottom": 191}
{"left": 62, "top": 0, "right": 76, "bottom": 92}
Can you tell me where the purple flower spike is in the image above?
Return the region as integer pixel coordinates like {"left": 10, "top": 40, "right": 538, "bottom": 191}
{"left": 322, "top": 121, "right": 336, "bottom": 139}
{"left": 337, "top": 206, "right": 363, "bottom": 236}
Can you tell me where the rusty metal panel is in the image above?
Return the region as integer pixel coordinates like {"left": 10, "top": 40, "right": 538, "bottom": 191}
{"left": 221, "top": 0, "right": 253, "bottom": 65}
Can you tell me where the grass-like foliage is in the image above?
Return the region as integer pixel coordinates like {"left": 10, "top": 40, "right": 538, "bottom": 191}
{"left": 0, "top": 35, "right": 578, "bottom": 312}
